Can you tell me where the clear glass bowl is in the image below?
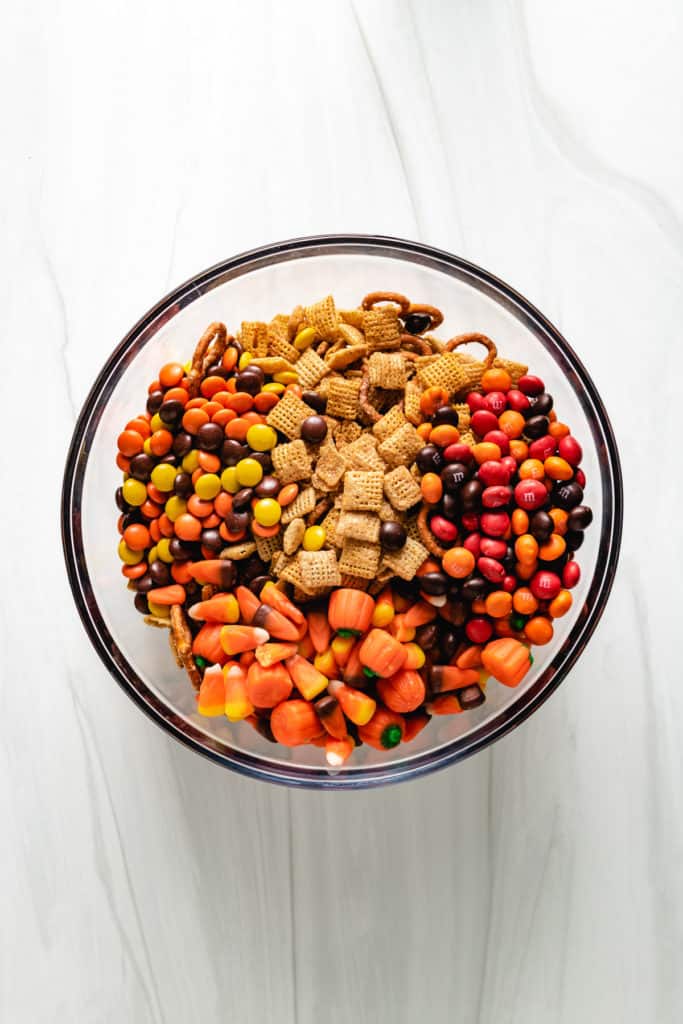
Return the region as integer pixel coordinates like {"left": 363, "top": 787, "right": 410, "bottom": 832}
{"left": 61, "top": 235, "right": 623, "bottom": 788}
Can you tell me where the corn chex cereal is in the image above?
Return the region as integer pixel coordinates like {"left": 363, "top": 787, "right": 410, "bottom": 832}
{"left": 326, "top": 377, "right": 361, "bottom": 419}
{"left": 314, "top": 443, "right": 346, "bottom": 489}
{"left": 377, "top": 423, "right": 423, "bottom": 467}
{"left": 340, "top": 433, "right": 385, "bottom": 472}
{"left": 382, "top": 537, "right": 429, "bottom": 580}
{"left": 280, "top": 485, "right": 316, "bottom": 524}
{"left": 368, "top": 352, "right": 406, "bottom": 389}
{"left": 255, "top": 532, "right": 282, "bottom": 562}
{"left": 336, "top": 511, "right": 381, "bottom": 544}
{"left": 362, "top": 307, "right": 401, "bottom": 351}
{"left": 267, "top": 319, "right": 300, "bottom": 362}
{"left": 372, "top": 404, "right": 407, "bottom": 442}
{"left": 295, "top": 347, "right": 329, "bottom": 389}
{"left": 417, "top": 352, "right": 468, "bottom": 394}
{"left": 304, "top": 295, "right": 339, "bottom": 341}
{"left": 338, "top": 308, "right": 365, "bottom": 329}
{"left": 403, "top": 378, "right": 423, "bottom": 424}
{"left": 493, "top": 356, "right": 528, "bottom": 383}
{"left": 333, "top": 420, "right": 363, "bottom": 448}
{"left": 266, "top": 391, "right": 315, "bottom": 439}
{"left": 341, "top": 470, "right": 384, "bottom": 511}
{"left": 453, "top": 403, "right": 470, "bottom": 430}
{"left": 271, "top": 439, "right": 312, "bottom": 484}
{"left": 283, "top": 517, "right": 306, "bottom": 555}
{"left": 278, "top": 555, "right": 314, "bottom": 593}
{"left": 453, "top": 355, "right": 486, "bottom": 391}
{"left": 338, "top": 322, "right": 365, "bottom": 347}
{"left": 383, "top": 466, "right": 422, "bottom": 511}
{"left": 240, "top": 321, "right": 268, "bottom": 357}
{"left": 379, "top": 500, "right": 401, "bottom": 522}
{"left": 339, "top": 538, "right": 381, "bottom": 580}
{"left": 320, "top": 505, "right": 342, "bottom": 548}
{"left": 298, "top": 549, "right": 341, "bottom": 590}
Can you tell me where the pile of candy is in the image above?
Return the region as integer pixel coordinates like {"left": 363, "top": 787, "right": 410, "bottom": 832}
{"left": 115, "top": 293, "right": 592, "bottom": 765}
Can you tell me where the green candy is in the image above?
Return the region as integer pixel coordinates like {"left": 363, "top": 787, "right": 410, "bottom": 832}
{"left": 381, "top": 725, "right": 403, "bottom": 749}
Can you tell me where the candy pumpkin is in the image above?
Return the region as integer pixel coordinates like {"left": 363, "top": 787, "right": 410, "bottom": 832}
{"left": 358, "top": 707, "right": 406, "bottom": 750}
{"left": 245, "top": 661, "right": 293, "bottom": 708}
{"left": 328, "top": 588, "right": 375, "bottom": 636}
{"left": 358, "top": 629, "right": 407, "bottom": 679}
{"left": 481, "top": 638, "right": 531, "bottom": 687}
{"left": 270, "top": 700, "right": 323, "bottom": 746}
{"left": 377, "top": 670, "right": 426, "bottom": 713}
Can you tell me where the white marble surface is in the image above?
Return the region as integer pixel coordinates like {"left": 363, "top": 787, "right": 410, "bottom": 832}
{"left": 2, "top": 1, "right": 682, "bottom": 1021}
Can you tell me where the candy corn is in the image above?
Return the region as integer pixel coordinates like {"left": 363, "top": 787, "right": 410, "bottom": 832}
{"left": 235, "top": 585, "right": 261, "bottom": 623}
{"left": 426, "top": 694, "right": 463, "bottom": 716}
{"left": 307, "top": 606, "right": 331, "bottom": 654}
{"left": 330, "top": 633, "right": 355, "bottom": 668}
{"left": 219, "top": 625, "right": 269, "bottom": 656}
{"left": 188, "top": 594, "right": 240, "bottom": 623}
{"left": 371, "top": 587, "right": 395, "bottom": 628}
{"left": 223, "top": 663, "right": 253, "bottom": 721}
{"left": 387, "top": 615, "right": 416, "bottom": 643}
{"left": 403, "top": 712, "right": 430, "bottom": 742}
{"left": 197, "top": 664, "right": 226, "bottom": 717}
{"left": 343, "top": 643, "right": 367, "bottom": 689}
{"left": 328, "top": 680, "right": 376, "bottom": 726}
{"left": 325, "top": 735, "right": 354, "bottom": 766}
{"left": 285, "top": 655, "right": 328, "bottom": 702}
{"left": 402, "top": 642, "right": 426, "bottom": 670}
{"left": 146, "top": 584, "right": 186, "bottom": 606}
{"left": 188, "top": 560, "right": 236, "bottom": 587}
{"left": 314, "top": 695, "right": 347, "bottom": 740}
{"left": 252, "top": 604, "right": 300, "bottom": 642}
{"left": 260, "top": 582, "right": 305, "bottom": 626}
{"left": 429, "top": 665, "right": 480, "bottom": 693}
{"left": 402, "top": 600, "right": 437, "bottom": 629}
{"left": 313, "top": 648, "right": 337, "bottom": 678}
{"left": 254, "top": 642, "right": 298, "bottom": 667}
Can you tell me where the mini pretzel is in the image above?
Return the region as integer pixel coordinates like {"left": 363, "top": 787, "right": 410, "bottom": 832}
{"left": 308, "top": 495, "right": 333, "bottom": 525}
{"left": 170, "top": 604, "right": 201, "bottom": 691}
{"left": 444, "top": 332, "right": 498, "bottom": 368}
{"left": 361, "top": 291, "right": 411, "bottom": 315}
{"left": 288, "top": 304, "right": 305, "bottom": 339}
{"left": 188, "top": 322, "right": 229, "bottom": 396}
{"left": 314, "top": 338, "right": 333, "bottom": 357}
{"left": 407, "top": 303, "right": 444, "bottom": 329}
{"left": 359, "top": 361, "right": 381, "bottom": 423}
{"left": 399, "top": 333, "right": 432, "bottom": 356}
{"left": 417, "top": 504, "right": 447, "bottom": 559}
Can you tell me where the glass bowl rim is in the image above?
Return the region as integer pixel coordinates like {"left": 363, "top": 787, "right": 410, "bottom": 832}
{"left": 61, "top": 233, "right": 623, "bottom": 789}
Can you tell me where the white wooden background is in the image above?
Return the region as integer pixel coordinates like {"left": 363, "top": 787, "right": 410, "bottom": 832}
{"left": 2, "top": 2, "right": 682, "bottom": 1021}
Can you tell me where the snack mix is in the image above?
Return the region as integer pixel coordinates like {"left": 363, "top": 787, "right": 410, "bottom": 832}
{"left": 115, "top": 292, "right": 591, "bottom": 764}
